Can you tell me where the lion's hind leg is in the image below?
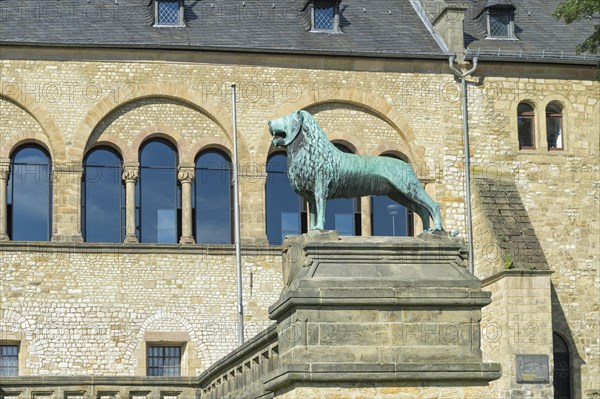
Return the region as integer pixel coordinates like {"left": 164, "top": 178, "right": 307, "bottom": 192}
{"left": 388, "top": 179, "right": 443, "bottom": 231}
{"left": 389, "top": 193, "right": 431, "bottom": 231}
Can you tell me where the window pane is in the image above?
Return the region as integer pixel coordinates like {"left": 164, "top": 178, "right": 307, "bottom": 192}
{"left": 489, "top": 12, "right": 510, "bottom": 37}
{"left": 139, "top": 141, "right": 179, "bottom": 243}
{"left": 147, "top": 345, "right": 181, "bottom": 377}
{"left": 281, "top": 212, "right": 301, "bottom": 243}
{"left": 158, "top": 0, "right": 180, "bottom": 25}
{"left": 517, "top": 104, "right": 534, "bottom": 149}
{"left": 266, "top": 154, "right": 303, "bottom": 244}
{"left": 314, "top": 3, "right": 334, "bottom": 30}
{"left": 8, "top": 146, "right": 51, "bottom": 241}
{"left": 194, "top": 151, "right": 232, "bottom": 244}
{"left": 83, "top": 148, "right": 123, "bottom": 243}
{"left": 546, "top": 105, "right": 563, "bottom": 150}
{"left": 372, "top": 197, "right": 409, "bottom": 236}
{"left": 325, "top": 198, "right": 355, "bottom": 235}
{"left": 0, "top": 345, "right": 18, "bottom": 376}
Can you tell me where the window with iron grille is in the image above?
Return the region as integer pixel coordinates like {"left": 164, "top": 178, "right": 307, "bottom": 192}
{"left": 312, "top": 1, "right": 338, "bottom": 32}
{"left": 0, "top": 344, "right": 18, "bottom": 376}
{"left": 156, "top": 0, "right": 183, "bottom": 26}
{"left": 147, "top": 345, "right": 181, "bottom": 376}
{"left": 487, "top": 10, "right": 513, "bottom": 38}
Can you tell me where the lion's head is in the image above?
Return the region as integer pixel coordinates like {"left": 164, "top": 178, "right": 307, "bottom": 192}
{"left": 268, "top": 110, "right": 304, "bottom": 147}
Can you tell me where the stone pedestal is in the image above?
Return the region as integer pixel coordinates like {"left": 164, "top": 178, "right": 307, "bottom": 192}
{"left": 265, "top": 231, "right": 501, "bottom": 394}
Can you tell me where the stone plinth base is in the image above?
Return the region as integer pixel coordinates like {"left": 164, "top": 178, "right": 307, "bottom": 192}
{"left": 267, "top": 231, "right": 501, "bottom": 393}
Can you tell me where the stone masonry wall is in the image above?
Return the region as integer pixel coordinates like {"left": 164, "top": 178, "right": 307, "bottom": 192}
{"left": 0, "top": 50, "right": 598, "bottom": 396}
{"left": 0, "top": 245, "right": 282, "bottom": 376}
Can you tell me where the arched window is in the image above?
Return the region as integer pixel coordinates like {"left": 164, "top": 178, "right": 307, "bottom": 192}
{"left": 517, "top": 103, "right": 535, "bottom": 149}
{"left": 546, "top": 103, "right": 564, "bottom": 150}
{"left": 266, "top": 153, "right": 305, "bottom": 245}
{"left": 553, "top": 333, "right": 572, "bottom": 399}
{"left": 7, "top": 145, "right": 52, "bottom": 241}
{"left": 325, "top": 143, "right": 360, "bottom": 236}
{"left": 138, "top": 139, "right": 180, "bottom": 243}
{"left": 371, "top": 154, "right": 413, "bottom": 237}
{"left": 194, "top": 150, "right": 232, "bottom": 244}
{"left": 82, "top": 147, "right": 124, "bottom": 242}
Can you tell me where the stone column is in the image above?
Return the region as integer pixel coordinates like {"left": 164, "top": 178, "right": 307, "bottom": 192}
{"left": 360, "top": 196, "right": 371, "bottom": 236}
{"left": 122, "top": 164, "right": 139, "bottom": 243}
{"left": 178, "top": 166, "right": 195, "bottom": 244}
{"left": 0, "top": 162, "right": 10, "bottom": 241}
{"left": 51, "top": 164, "right": 84, "bottom": 242}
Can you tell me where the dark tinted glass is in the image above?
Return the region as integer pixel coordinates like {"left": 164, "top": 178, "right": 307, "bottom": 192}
{"left": 83, "top": 148, "right": 123, "bottom": 242}
{"left": 147, "top": 345, "right": 181, "bottom": 376}
{"left": 517, "top": 103, "right": 535, "bottom": 149}
{"left": 0, "top": 345, "right": 18, "bottom": 376}
{"left": 8, "top": 146, "right": 51, "bottom": 241}
{"left": 138, "top": 140, "right": 179, "bottom": 243}
{"left": 194, "top": 150, "right": 232, "bottom": 244}
{"left": 372, "top": 197, "right": 409, "bottom": 236}
{"left": 266, "top": 153, "right": 303, "bottom": 244}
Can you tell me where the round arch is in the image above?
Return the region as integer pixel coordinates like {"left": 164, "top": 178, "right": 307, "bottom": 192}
{"left": 0, "top": 92, "right": 66, "bottom": 162}
{"left": 70, "top": 83, "right": 235, "bottom": 164}
{"left": 257, "top": 90, "right": 422, "bottom": 165}
{"left": 130, "top": 125, "right": 187, "bottom": 164}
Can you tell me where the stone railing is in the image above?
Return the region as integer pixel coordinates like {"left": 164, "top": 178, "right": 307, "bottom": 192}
{"left": 197, "top": 323, "right": 279, "bottom": 399}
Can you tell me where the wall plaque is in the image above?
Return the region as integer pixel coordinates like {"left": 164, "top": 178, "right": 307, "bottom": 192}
{"left": 516, "top": 354, "right": 549, "bottom": 383}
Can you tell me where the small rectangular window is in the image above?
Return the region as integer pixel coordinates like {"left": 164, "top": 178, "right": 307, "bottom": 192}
{"left": 0, "top": 344, "right": 19, "bottom": 376}
{"left": 147, "top": 345, "right": 181, "bottom": 376}
{"left": 488, "top": 10, "right": 512, "bottom": 38}
{"left": 156, "top": 0, "right": 182, "bottom": 26}
{"left": 312, "top": 1, "right": 337, "bottom": 32}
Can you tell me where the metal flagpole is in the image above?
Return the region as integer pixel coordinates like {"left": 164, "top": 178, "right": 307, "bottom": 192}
{"left": 231, "top": 84, "right": 244, "bottom": 345}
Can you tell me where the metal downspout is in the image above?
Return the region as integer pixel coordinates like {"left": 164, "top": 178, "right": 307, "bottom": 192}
{"left": 449, "top": 56, "right": 478, "bottom": 274}
{"left": 231, "top": 84, "right": 244, "bottom": 345}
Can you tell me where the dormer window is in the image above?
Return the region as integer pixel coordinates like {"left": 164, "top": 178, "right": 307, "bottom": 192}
{"left": 155, "top": 0, "right": 184, "bottom": 27}
{"left": 311, "top": 1, "right": 339, "bottom": 33}
{"left": 486, "top": 7, "right": 515, "bottom": 39}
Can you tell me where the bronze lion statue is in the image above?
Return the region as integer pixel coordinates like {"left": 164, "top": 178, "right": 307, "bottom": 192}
{"left": 268, "top": 110, "right": 443, "bottom": 232}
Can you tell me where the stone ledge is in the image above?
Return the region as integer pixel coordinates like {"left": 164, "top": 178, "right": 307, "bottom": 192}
{"left": 0, "top": 241, "right": 282, "bottom": 255}
{"left": 0, "top": 376, "right": 198, "bottom": 387}
{"left": 262, "top": 362, "right": 502, "bottom": 391}
{"left": 269, "top": 288, "right": 491, "bottom": 320}
{"left": 481, "top": 269, "right": 554, "bottom": 287}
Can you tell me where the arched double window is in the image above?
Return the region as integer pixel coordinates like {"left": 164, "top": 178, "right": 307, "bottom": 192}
{"left": 266, "top": 153, "right": 306, "bottom": 245}
{"left": 7, "top": 145, "right": 52, "bottom": 241}
{"left": 194, "top": 150, "right": 232, "bottom": 244}
{"left": 517, "top": 102, "right": 535, "bottom": 150}
{"left": 371, "top": 153, "right": 413, "bottom": 237}
{"left": 324, "top": 143, "right": 360, "bottom": 236}
{"left": 82, "top": 147, "right": 124, "bottom": 242}
{"left": 137, "top": 139, "right": 180, "bottom": 243}
{"left": 546, "top": 103, "right": 564, "bottom": 150}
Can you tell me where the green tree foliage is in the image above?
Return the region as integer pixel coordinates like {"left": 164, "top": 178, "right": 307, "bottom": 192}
{"left": 554, "top": 0, "right": 600, "bottom": 54}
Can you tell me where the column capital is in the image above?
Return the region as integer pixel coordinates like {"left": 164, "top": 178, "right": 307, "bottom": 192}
{"left": 0, "top": 163, "right": 9, "bottom": 181}
{"left": 178, "top": 166, "right": 196, "bottom": 184}
{"left": 122, "top": 164, "right": 139, "bottom": 183}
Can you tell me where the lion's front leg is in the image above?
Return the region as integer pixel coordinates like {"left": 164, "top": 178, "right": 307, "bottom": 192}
{"left": 314, "top": 177, "right": 328, "bottom": 230}
{"left": 308, "top": 199, "right": 318, "bottom": 230}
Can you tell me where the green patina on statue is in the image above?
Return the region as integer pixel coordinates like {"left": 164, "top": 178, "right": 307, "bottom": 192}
{"left": 268, "top": 110, "right": 444, "bottom": 232}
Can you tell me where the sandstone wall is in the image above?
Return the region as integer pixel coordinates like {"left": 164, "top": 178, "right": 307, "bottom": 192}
{"left": 0, "top": 50, "right": 598, "bottom": 396}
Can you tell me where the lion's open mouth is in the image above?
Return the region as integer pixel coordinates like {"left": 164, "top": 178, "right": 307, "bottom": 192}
{"left": 273, "top": 130, "right": 287, "bottom": 139}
